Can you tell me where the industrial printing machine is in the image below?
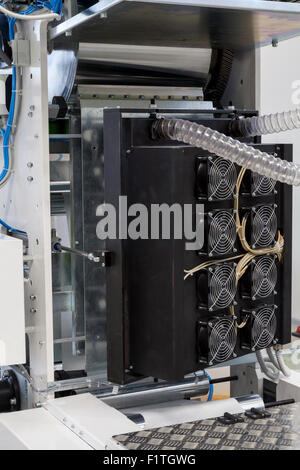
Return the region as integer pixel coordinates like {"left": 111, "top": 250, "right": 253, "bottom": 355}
{"left": 0, "top": 0, "right": 300, "bottom": 451}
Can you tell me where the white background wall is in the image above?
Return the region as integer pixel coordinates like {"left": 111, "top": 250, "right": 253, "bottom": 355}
{"left": 259, "top": 37, "right": 300, "bottom": 324}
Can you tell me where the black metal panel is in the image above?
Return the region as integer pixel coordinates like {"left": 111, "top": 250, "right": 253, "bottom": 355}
{"left": 104, "top": 109, "right": 292, "bottom": 384}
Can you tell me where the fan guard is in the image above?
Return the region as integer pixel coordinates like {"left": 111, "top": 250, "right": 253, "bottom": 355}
{"left": 252, "top": 173, "right": 276, "bottom": 196}
{"left": 209, "top": 263, "right": 236, "bottom": 310}
{"left": 252, "top": 205, "right": 277, "bottom": 248}
{"left": 252, "top": 306, "right": 277, "bottom": 350}
{"left": 209, "top": 317, "right": 237, "bottom": 363}
{"left": 252, "top": 255, "right": 277, "bottom": 299}
{"left": 208, "top": 157, "right": 237, "bottom": 200}
{"left": 208, "top": 210, "right": 236, "bottom": 256}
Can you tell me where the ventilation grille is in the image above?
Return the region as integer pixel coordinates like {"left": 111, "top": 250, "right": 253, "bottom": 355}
{"left": 209, "top": 317, "right": 237, "bottom": 363}
{"left": 252, "top": 173, "right": 276, "bottom": 196}
{"left": 208, "top": 157, "right": 237, "bottom": 200}
{"left": 252, "top": 306, "right": 277, "bottom": 350}
{"left": 252, "top": 255, "right": 277, "bottom": 299}
{"left": 208, "top": 210, "right": 236, "bottom": 256}
{"left": 209, "top": 263, "right": 236, "bottom": 311}
{"left": 252, "top": 205, "right": 277, "bottom": 248}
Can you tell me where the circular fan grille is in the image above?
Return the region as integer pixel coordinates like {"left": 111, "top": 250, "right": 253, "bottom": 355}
{"left": 252, "top": 172, "right": 276, "bottom": 196}
{"left": 209, "top": 318, "right": 237, "bottom": 363}
{"left": 252, "top": 256, "right": 277, "bottom": 299}
{"left": 208, "top": 157, "right": 237, "bottom": 200}
{"left": 252, "top": 306, "right": 277, "bottom": 350}
{"left": 252, "top": 205, "right": 277, "bottom": 248}
{"left": 209, "top": 263, "right": 236, "bottom": 310}
{"left": 208, "top": 210, "right": 236, "bottom": 256}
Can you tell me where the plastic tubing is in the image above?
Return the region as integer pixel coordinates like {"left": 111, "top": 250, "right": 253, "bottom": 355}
{"left": 230, "top": 109, "right": 300, "bottom": 138}
{"left": 153, "top": 118, "right": 300, "bottom": 186}
{"left": 0, "top": 5, "right": 60, "bottom": 20}
{"left": 275, "top": 347, "right": 291, "bottom": 377}
{"left": 267, "top": 347, "right": 280, "bottom": 371}
{"left": 256, "top": 350, "right": 279, "bottom": 382}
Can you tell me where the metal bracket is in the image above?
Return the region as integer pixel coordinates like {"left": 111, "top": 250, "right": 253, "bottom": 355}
{"left": 218, "top": 412, "right": 244, "bottom": 425}
{"left": 245, "top": 407, "right": 271, "bottom": 420}
{"left": 11, "top": 39, "right": 31, "bottom": 67}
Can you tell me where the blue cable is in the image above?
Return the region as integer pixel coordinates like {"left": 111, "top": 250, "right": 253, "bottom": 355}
{"left": 204, "top": 371, "right": 214, "bottom": 402}
{"left": 0, "top": 2, "right": 63, "bottom": 234}
{"left": 0, "top": 218, "right": 26, "bottom": 235}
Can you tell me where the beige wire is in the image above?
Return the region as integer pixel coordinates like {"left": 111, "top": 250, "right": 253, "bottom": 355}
{"left": 184, "top": 166, "right": 284, "bottom": 331}
{"left": 183, "top": 254, "right": 244, "bottom": 280}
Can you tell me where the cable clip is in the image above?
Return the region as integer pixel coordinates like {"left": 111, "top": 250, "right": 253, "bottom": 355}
{"left": 245, "top": 407, "right": 271, "bottom": 420}
{"left": 218, "top": 412, "right": 244, "bottom": 425}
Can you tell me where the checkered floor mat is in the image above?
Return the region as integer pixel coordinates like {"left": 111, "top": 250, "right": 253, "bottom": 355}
{"left": 114, "top": 403, "right": 300, "bottom": 450}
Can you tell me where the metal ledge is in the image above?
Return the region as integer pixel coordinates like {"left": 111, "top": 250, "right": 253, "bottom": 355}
{"left": 50, "top": 0, "right": 300, "bottom": 50}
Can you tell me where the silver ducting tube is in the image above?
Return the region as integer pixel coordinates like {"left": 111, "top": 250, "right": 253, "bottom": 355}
{"left": 153, "top": 118, "right": 300, "bottom": 186}
{"left": 230, "top": 108, "right": 300, "bottom": 137}
{"left": 255, "top": 350, "right": 280, "bottom": 382}
{"left": 275, "top": 346, "right": 291, "bottom": 377}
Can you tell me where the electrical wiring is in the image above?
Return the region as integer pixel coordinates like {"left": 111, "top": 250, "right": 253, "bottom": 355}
{"left": 184, "top": 254, "right": 244, "bottom": 280}
{"left": 203, "top": 371, "right": 214, "bottom": 402}
{"left": 234, "top": 167, "right": 284, "bottom": 261}
{"left": 0, "top": 217, "right": 26, "bottom": 234}
{"left": 230, "top": 305, "right": 249, "bottom": 329}
{"left": 0, "top": 1, "right": 63, "bottom": 231}
{"left": 0, "top": 4, "right": 61, "bottom": 21}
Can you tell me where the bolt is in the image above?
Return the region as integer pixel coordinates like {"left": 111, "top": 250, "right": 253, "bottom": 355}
{"left": 27, "top": 112, "right": 33, "bottom": 118}
{"left": 27, "top": 176, "right": 33, "bottom": 182}
{"left": 29, "top": 105, "right": 35, "bottom": 111}
{"left": 30, "top": 308, "right": 37, "bottom": 314}
{"left": 30, "top": 295, "right": 36, "bottom": 301}
{"left": 100, "top": 11, "right": 107, "bottom": 18}
{"left": 272, "top": 39, "right": 278, "bottom": 47}
{"left": 27, "top": 162, "right": 33, "bottom": 168}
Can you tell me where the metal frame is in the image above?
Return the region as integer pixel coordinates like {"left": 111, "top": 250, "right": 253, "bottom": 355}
{"left": 0, "top": 19, "right": 54, "bottom": 402}
{"left": 49, "top": 0, "right": 300, "bottom": 46}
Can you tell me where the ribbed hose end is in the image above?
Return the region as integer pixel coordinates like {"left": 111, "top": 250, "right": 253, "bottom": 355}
{"left": 151, "top": 119, "right": 166, "bottom": 140}
{"left": 228, "top": 118, "right": 249, "bottom": 138}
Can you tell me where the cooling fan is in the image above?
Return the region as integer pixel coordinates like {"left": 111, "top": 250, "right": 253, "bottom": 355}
{"left": 197, "top": 262, "right": 237, "bottom": 311}
{"left": 196, "top": 156, "right": 237, "bottom": 200}
{"left": 251, "top": 255, "right": 277, "bottom": 300}
{"left": 199, "top": 209, "right": 237, "bottom": 257}
{"left": 197, "top": 317, "right": 237, "bottom": 365}
{"left": 240, "top": 305, "right": 277, "bottom": 351}
{"left": 250, "top": 204, "right": 277, "bottom": 249}
{"left": 240, "top": 255, "right": 278, "bottom": 300}
{"left": 251, "top": 172, "right": 276, "bottom": 197}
